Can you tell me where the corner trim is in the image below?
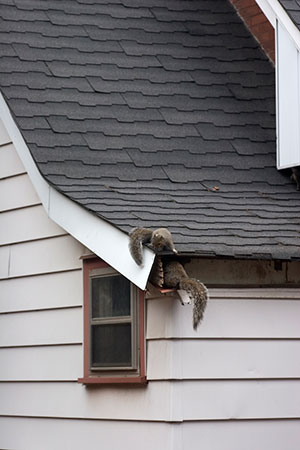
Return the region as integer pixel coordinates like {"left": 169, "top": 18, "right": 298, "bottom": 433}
{"left": 0, "top": 93, "right": 155, "bottom": 290}
{"left": 256, "top": 0, "right": 300, "bottom": 52}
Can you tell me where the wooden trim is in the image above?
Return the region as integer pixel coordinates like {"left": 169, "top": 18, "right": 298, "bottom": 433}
{"left": 139, "top": 290, "right": 146, "bottom": 380}
{"left": 79, "top": 257, "right": 147, "bottom": 385}
{"left": 78, "top": 376, "right": 147, "bottom": 385}
{"left": 79, "top": 254, "right": 96, "bottom": 260}
{"left": 82, "top": 258, "right": 91, "bottom": 380}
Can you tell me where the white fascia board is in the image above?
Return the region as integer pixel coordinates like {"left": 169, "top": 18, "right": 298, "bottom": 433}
{"left": 0, "top": 93, "right": 155, "bottom": 290}
{"left": 256, "top": 0, "right": 276, "bottom": 27}
{"left": 256, "top": 0, "right": 300, "bottom": 51}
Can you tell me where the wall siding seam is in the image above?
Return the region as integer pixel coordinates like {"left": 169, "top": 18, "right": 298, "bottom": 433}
{"left": 146, "top": 337, "right": 300, "bottom": 341}
{"left": 0, "top": 267, "right": 82, "bottom": 281}
{"left": 1, "top": 379, "right": 299, "bottom": 384}
{"left": 7, "top": 245, "right": 11, "bottom": 278}
{"left": 0, "top": 342, "right": 82, "bottom": 349}
{"left": 0, "top": 414, "right": 299, "bottom": 423}
{"left": 0, "top": 203, "right": 43, "bottom": 213}
{"left": 146, "top": 296, "right": 300, "bottom": 301}
{"left": 0, "top": 305, "right": 82, "bottom": 316}
{"left": 0, "top": 172, "right": 27, "bottom": 181}
{"left": 147, "top": 292, "right": 300, "bottom": 300}
{"left": 0, "top": 171, "right": 27, "bottom": 181}
{"left": 0, "top": 380, "right": 79, "bottom": 383}
{"left": 0, "top": 233, "right": 69, "bottom": 248}
{"left": 0, "top": 202, "right": 42, "bottom": 213}
{"left": 0, "top": 233, "right": 70, "bottom": 247}
{"left": 0, "top": 140, "right": 13, "bottom": 148}
{"left": 146, "top": 377, "right": 300, "bottom": 382}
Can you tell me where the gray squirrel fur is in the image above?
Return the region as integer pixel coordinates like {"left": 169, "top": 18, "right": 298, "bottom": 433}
{"left": 291, "top": 167, "right": 300, "bottom": 191}
{"left": 129, "top": 227, "right": 177, "bottom": 266}
{"left": 164, "top": 261, "right": 208, "bottom": 330}
{"left": 129, "top": 227, "right": 208, "bottom": 329}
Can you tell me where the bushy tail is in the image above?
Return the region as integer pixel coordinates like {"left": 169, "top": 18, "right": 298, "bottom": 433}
{"left": 129, "top": 227, "right": 153, "bottom": 266}
{"left": 179, "top": 278, "right": 208, "bottom": 330}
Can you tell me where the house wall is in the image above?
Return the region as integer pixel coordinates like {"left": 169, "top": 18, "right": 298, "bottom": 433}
{"left": 229, "top": 0, "right": 275, "bottom": 62}
{"left": 1, "top": 120, "right": 300, "bottom": 449}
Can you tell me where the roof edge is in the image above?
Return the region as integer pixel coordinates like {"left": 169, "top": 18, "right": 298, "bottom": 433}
{"left": 0, "top": 92, "right": 155, "bottom": 290}
{"left": 256, "top": 0, "right": 300, "bottom": 51}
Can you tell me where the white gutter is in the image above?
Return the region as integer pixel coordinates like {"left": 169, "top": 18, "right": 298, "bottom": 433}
{"left": 0, "top": 93, "right": 155, "bottom": 290}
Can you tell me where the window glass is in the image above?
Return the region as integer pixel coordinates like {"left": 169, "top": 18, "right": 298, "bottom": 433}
{"left": 91, "top": 323, "right": 132, "bottom": 367}
{"left": 91, "top": 274, "right": 130, "bottom": 318}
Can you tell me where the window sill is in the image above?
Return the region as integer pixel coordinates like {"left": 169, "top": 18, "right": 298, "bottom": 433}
{"left": 78, "top": 376, "right": 147, "bottom": 385}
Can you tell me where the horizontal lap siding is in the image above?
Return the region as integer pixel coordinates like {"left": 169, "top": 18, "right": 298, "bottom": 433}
{"left": 0, "top": 129, "right": 86, "bottom": 448}
{"left": 1, "top": 235, "right": 84, "bottom": 279}
{"left": 0, "top": 417, "right": 170, "bottom": 450}
{"left": 0, "top": 308, "right": 82, "bottom": 347}
{"left": 0, "top": 382, "right": 170, "bottom": 421}
{"left": 0, "top": 380, "right": 299, "bottom": 421}
{"left": 147, "top": 294, "right": 300, "bottom": 339}
{"left": 144, "top": 288, "right": 300, "bottom": 434}
{"left": 181, "top": 420, "right": 300, "bottom": 450}
{"left": 0, "top": 174, "right": 40, "bottom": 212}
{"left": 1, "top": 121, "right": 299, "bottom": 448}
{"left": 0, "top": 143, "right": 25, "bottom": 179}
{"left": 0, "top": 205, "right": 66, "bottom": 245}
{"left": 0, "top": 270, "right": 82, "bottom": 313}
{"left": 0, "top": 345, "right": 82, "bottom": 381}
{"left": 0, "top": 119, "right": 11, "bottom": 147}
{"left": 0, "top": 417, "right": 299, "bottom": 450}
{"left": 147, "top": 339, "right": 300, "bottom": 380}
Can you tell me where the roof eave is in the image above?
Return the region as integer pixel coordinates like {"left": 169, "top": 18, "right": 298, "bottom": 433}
{"left": 0, "top": 92, "right": 155, "bottom": 290}
{"left": 257, "top": 0, "right": 300, "bottom": 50}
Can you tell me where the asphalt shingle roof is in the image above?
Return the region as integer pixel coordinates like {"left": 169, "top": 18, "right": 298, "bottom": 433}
{"left": 1, "top": 0, "right": 300, "bottom": 260}
{"left": 279, "top": 0, "right": 300, "bottom": 30}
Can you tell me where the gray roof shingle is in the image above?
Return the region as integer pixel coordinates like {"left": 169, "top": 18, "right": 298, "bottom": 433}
{"left": 1, "top": 0, "right": 300, "bottom": 260}
{"left": 279, "top": 0, "right": 300, "bottom": 29}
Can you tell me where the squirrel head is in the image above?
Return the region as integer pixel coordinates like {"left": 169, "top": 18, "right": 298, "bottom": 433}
{"left": 152, "top": 228, "right": 178, "bottom": 254}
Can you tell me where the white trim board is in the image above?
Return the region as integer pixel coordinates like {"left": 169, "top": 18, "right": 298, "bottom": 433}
{"left": 256, "top": 0, "right": 300, "bottom": 52}
{"left": 0, "top": 93, "right": 155, "bottom": 290}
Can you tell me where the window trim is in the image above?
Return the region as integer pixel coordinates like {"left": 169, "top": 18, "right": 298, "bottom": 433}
{"left": 78, "top": 257, "right": 147, "bottom": 385}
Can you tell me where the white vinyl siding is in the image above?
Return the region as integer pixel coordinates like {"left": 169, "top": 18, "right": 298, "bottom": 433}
{"left": 276, "top": 20, "right": 300, "bottom": 168}
{"left": 0, "top": 205, "right": 66, "bottom": 245}
{"left": 1, "top": 120, "right": 300, "bottom": 449}
{"left": 0, "top": 174, "right": 40, "bottom": 212}
{"left": 0, "top": 271, "right": 82, "bottom": 313}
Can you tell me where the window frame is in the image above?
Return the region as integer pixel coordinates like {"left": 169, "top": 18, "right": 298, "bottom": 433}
{"left": 78, "top": 257, "right": 146, "bottom": 385}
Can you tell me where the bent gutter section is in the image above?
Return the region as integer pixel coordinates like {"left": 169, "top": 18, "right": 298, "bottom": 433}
{"left": 0, "top": 93, "right": 155, "bottom": 290}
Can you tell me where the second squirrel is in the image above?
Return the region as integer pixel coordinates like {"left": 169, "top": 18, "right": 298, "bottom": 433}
{"left": 164, "top": 261, "right": 208, "bottom": 330}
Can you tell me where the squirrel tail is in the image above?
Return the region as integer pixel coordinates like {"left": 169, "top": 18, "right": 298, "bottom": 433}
{"left": 129, "top": 227, "right": 153, "bottom": 266}
{"left": 179, "top": 278, "right": 208, "bottom": 330}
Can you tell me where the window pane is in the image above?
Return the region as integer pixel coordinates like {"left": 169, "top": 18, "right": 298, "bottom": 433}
{"left": 91, "top": 324, "right": 132, "bottom": 367}
{"left": 91, "top": 275, "right": 130, "bottom": 318}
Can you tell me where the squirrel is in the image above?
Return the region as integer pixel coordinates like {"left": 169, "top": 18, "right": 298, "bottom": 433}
{"left": 129, "top": 227, "right": 208, "bottom": 329}
{"left": 129, "top": 227, "right": 177, "bottom": 266}
{"left": 164, "top": 261, "right": 208, "bottom": 330}
{"left": 291, "top": 166, "right": 300, "bottom": 191}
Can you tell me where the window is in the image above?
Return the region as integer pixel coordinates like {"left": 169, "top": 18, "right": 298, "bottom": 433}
{"left": 78, "top": 258, "right": 146, "bottom": 384}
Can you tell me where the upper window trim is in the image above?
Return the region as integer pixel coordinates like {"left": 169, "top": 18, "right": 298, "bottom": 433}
{"left": 78, "top": 257, "right": 147, "bottom": 385}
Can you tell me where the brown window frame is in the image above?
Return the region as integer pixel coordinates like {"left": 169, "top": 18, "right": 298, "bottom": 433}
{"left": 78, "top": 257, "right": 146, "bottom": 385}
